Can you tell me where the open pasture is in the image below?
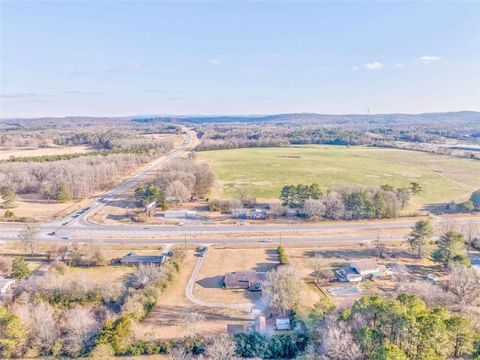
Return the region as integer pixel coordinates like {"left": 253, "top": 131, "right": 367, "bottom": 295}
{"left": 197, "top": 145, "right": 480, "bottom": 207}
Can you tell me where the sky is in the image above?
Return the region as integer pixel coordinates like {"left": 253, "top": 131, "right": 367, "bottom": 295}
{"left": 1, "top": 1, "right": 479, "bottom": 118}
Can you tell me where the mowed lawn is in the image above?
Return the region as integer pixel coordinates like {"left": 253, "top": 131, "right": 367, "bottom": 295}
{"left": 197, "top": 146, "right": 480, "bottom": 206}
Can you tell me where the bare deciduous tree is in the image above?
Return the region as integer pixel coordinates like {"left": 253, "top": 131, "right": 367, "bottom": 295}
{"left": 396, "top": 281, "right": 456, "bottom": 307}
{"left": 311, "top": 252, "right": 323, "bottom": 280}
{"left": 262, "top": 266, "right": 302, "bottom": 314}
{"left": 169, "top": 347, "right": 193, "bottom": 360}
{"left": 317, "top": 317, "right": 362, "bottom": 360}
{"left": 180, "top": 311, "right": 205, "bottom": 336}
{"left": 0, "top": 256, "right": 13, "bottom": 275}
{"left": 269, "top": 200, "right": 287, "bottom": 218}
{"left": 323, "top": 191, "right": 345, "bottom": 220}
{"left": 204, "top": 334, "right": 237, "bottom": 360}
{"left": 448, "top": 262, "right": 480, "bottom": 306}
{"left": 166, "top": 180, "right": 191, "bottom": 204}
{"left": 18, "top": 223, "right": 40, "bottom": 256}
{"left": 14, "top": 302, "right": 57, "bottom": 353}
{"left": 62, "top": 307, "right": 101, "bottom": 356}
{"left": 132, "top": 264, "right": 161, "bottom": 288}
{"left": 462, "top": 222, "right": 479, "bottom": 255}
{"left": 304, "top": 199, "right": 326, "bottom": 221}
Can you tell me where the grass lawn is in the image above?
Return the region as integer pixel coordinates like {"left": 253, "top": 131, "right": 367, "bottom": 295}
{"left": 197, "top": 145, "right": 480, "bottom": 207}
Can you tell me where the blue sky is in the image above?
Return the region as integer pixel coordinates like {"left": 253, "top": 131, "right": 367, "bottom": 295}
{"left": 1, "top": 1, "right": 479, "bottom": 118}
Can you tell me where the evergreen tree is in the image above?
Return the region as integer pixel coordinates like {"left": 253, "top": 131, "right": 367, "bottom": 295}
{"left": 432, "top": 231, "right": 468, "bottom": 266}
{"left": 10, "top": 257, "right": 31, "bottom": 279}
{"left": 410, "top": 182, "right": 423, "bottom": 195}
{"left": 1, "top": 187, "right": 17, "bottom": 209}
{"left": 470, "top": 190, "right": 480, "bottom": 210}
{"left": 408, "top": 219, "right": 433, "bottom": 258}
{"left": 56, "top": 183, "right": 71, "bottom": 202}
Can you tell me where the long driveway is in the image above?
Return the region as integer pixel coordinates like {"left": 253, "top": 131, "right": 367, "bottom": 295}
{"left": 185, "top": 249, "right": 253, "bottom": 312}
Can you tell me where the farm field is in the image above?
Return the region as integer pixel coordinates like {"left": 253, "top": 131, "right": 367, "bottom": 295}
{"left": 197, "top": 145, "right": 480, "bottom": 207}
{"left": 0, "top": 144, "right": 96, "bottom": 160}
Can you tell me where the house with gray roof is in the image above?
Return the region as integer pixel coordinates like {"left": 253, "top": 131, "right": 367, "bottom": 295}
{"left": 121, "top": 253, "right": 166, "bottom": 266}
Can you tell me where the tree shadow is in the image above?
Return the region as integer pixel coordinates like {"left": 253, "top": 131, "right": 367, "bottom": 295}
{"left": 196, "top": 275, "right": 224, "bottom": 289}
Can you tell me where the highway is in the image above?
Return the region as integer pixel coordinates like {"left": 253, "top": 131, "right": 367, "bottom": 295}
{"left": 0, "top": 129, "right": 479, "bottom": 246}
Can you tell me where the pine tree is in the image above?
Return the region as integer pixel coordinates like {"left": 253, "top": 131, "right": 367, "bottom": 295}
{"left": 432, "top": 231, "right": 468, "bottom": 266}
{"left": 408, "top": 220, "right": 433, "bottom": 258}
{"left": 56, "top": 184, "right": 71, "bottom": 202}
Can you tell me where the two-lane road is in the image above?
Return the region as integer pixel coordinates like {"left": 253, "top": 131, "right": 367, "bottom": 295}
{"left": 0, "top": 128, "right": 479, "bottom": 246}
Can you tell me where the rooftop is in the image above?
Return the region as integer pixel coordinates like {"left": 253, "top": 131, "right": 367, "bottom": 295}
{"left": 121, "top": 253, "right": 165, "bottom": 263}
{"left": 351, "top": 261, "right": 380, "bottom": 272}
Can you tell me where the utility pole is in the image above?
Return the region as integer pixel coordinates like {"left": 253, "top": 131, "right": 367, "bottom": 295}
{"left": 184, "top": 232, "right": 187, "bottom": 251}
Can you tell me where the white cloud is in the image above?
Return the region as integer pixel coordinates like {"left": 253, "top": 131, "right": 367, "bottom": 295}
{"left": 418, "top": 55, "right": 442, "bottom": 63}
{"left": 207, "top": 59, "right": 222, "bottom": 65}
{"left": 365, "top": 62, "right": 384, "bottom": 70}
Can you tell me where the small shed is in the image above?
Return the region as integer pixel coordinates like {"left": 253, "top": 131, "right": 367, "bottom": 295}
{"left": 275, "top": 318, "right": 291, "bottom": 331}
{"left": 121, "top": 253, "right": 166, "bottom": 266}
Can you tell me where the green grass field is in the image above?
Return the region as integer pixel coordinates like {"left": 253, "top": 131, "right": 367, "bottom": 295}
{"left": 197, "top": 146, "right": 480, "bottom": 207}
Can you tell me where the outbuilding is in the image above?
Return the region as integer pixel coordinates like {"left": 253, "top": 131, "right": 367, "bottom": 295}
{"left": 275, "top": 318, "right": 291, "bottom": 331}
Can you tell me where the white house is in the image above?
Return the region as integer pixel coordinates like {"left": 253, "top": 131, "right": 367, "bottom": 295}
{"left": 350, "top": 261, "right": 382, "bottom": 277}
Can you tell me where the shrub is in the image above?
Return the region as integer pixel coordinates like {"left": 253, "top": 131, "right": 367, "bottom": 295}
{"left": 4, "top": 209, "right": 15, "bottom": 218}
{"left": 278, "top": 245, "right": 288, "bottom": 265}
{"left": 10, "top": 257, "right": 31, "bottom": 279}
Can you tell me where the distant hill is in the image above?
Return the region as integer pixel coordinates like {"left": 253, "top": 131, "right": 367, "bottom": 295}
{"left": 3, "top": 111, "right": 479, "bottom": 126}
{"left": 133, "top": 111, "right": 480, "bottom": 125}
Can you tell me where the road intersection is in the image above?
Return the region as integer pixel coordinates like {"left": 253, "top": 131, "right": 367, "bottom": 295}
{"left": 1, "top": 130, "right": 479, "bottom": 246}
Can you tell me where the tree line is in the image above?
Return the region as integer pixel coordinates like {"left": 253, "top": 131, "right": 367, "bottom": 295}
{"left": 134, "top": 158, "right": 215, "bottom": 209}
{"left": 0, "top": 152, "right": 164, "bottom": 200}
{"left": 280, "top": 183, "right": 415, "bottom": 221}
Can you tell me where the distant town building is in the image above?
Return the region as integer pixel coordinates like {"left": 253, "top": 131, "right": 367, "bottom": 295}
{"left": 224, "top": 271, "right": 267, "bottom": 290}
{"left": 121, "top": 253, "right": 166, "bottom": 266}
